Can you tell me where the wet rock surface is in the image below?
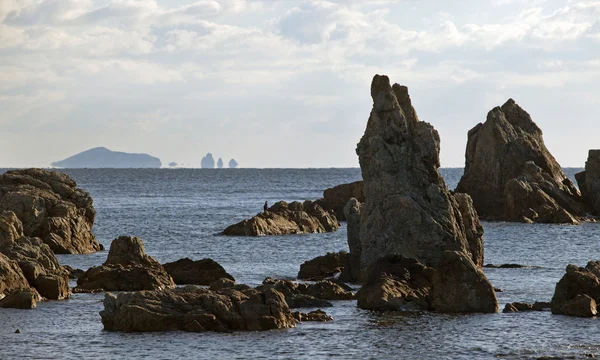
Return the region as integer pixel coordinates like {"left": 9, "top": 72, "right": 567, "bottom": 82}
{"left": 223, "top": 201, "right": 338, "bottom": 236}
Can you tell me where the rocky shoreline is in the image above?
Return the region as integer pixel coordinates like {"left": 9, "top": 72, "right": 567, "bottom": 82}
{"left": 2, "top": 74, "right": 600, "bottom": 332}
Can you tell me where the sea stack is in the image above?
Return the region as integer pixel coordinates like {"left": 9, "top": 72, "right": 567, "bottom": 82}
{"left": 576, "top": 150, "right": 600, "bottom": 215}
{"left": 356, "top": 75, "right": 479, "bottom": 280}
{"left": 201, "top": 153, "right": 215, "bottom": 169}
{"left": 229, "top": 159, "right": 239, "bottom": 168}
{"left": 456, "top": 100, "right": 588, "bottom": 223}
{"left": 217, "top": 158, "right": 224, "bottom": 169}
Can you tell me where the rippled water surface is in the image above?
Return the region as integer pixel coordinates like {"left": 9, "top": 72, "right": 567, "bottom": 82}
{"left": 1, "top": 168, "right": 600, "bottom": 360}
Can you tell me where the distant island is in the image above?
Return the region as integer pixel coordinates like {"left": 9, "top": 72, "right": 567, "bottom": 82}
{"left": 201, "top": 153, "right": 215, "bottom": 168}
{"left": 229, "top": 159, "right": 239, "bottom": 168}
{"left": 52, "top": 147, "right": 162, "bottom": 168}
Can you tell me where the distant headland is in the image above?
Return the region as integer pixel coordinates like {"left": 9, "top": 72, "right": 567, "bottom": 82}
{"left": 52, "top": 147, "right": 162, "bottom": 168}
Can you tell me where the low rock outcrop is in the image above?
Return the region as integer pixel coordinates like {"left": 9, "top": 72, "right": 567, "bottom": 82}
{"left": 297, "top": 251, "right": 347, "bottom": 280}
{"left": 551, "top": 262, "right": 600, "bottom": 317}
{"left": 318, "top": 181, "right": 364, "bottom": 221}
{"left": 223, "top": 201, "right": 338, "bottom": 236}
{"left": 576, "top": 150, "right": 600, "bottom": 215}
{"left": 456, "top": 99, "right": 588, "bottom": 223}
{"left": 163, "top": 258, "right": 234, "bottom": 285}
{"left": 293, "top": 309, "right": 333, "bottom": 322}
{"left": 356, "top": 75, "right": 476, "bottom": 280}
{"left": 357, "top": 255, "right": 434, "bottom": 312}
{"left": 75, "top": 236, "right": 174, "bottom": 293}
{"left": 258, "top": 277, "right": 353, "bottom": 308}
{"left": 100, "top": 286, "right": 296, "bottom": 333}
{"left": 0, "top": 169, "right": 102, "bottom": 254}
{"left": 430, "top": 251, "right": 498, "bottom": 313}
{"left": 503, "top": 302, "right": 550, "bottom": 313}
{"left": 0, "top": 288, "right": 41, "bottom": 309}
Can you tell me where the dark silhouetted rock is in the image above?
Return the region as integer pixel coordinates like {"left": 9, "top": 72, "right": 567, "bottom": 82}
{"left": 356, "top": 75, "right": 476, "bottom": 281}
{"left": 484, "top": 263, "right": 541, "bottom": 269}
{"left": 430, "top": 251, "right": 498, "bottom": 313}
{"left": 503, "top": 301, "right": 550, "bottom": 313}
{"left": 356, "top": 255, "right": 434, "bottom": 312}
{"left": 456, "top": 99, "right": 588, "bottom": 223}
{"left": 52, "top": 147, "right": 161, "bottom": 168}
{"left": 62, "top": 265, "right": 85, "bottom": 280}
{"left": 223, "top": 201, "right": 338, "bottom": 236}
{"left": 551, "top": 262, "right": 600, "bottom": 317}
{"left": 163, "top": 258, "right": 234, "bottom": 285}
{"left": 297, "top": 251, "right": 347, "bottom": 280}
{"left": 75, "top": 236, "right": 175, "bottom": 293}
{"left": 576, "top": 150, "right": 600, "bottom": 215}
{"left": 217, "top": 158, "right": 224, "bottom": 169}
{"left": 319, "top": 181, "right": 364, "bottom": 220}
{"left": 201, "top": 153, "right": 215, "bottom": 169}
{"left": 0, "top": 169, "right": 102, "bottom": 254}
{"left": 229, "top": 159, "right": 239, "bottom": 168}
{"left": 340, "top": 198, "right": 362, "bottom": 283}
{"left": 100, "top": 286, "right": 297, "bottom": 333}
{"left": 258, "top": 277, "right": 352, "bottom": 308}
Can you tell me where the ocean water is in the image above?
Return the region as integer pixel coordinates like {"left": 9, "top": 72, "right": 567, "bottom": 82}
{"left": 1, "top": 168, "right": 600, "bottom": 360}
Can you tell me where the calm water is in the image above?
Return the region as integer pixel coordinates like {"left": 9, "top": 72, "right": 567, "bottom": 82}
{"left": 1, "top": 168, "right": 600, "bottom": 360}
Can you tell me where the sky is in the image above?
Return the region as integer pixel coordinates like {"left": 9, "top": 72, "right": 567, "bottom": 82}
{"left": 0, "top": 0, "right": 599, "bottom": 168}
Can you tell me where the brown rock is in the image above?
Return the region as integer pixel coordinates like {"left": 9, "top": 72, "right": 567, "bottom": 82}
{"left": 75, "top": 236, "right": 175, "bottom": 293}
{"left": 454, "top": 193, "right": 484, "bottom": 267}
{"left": 293, "top": 309, "right": 333, "bottom": 322}
{"left": 0, "top": 289, "right": 41, "bottom": 309}
{"left": 297, "top": 251, "right": 347, "bottom": 280}
{"left": 0, "top": 169, "right": 102, "bottom": 254}
{"left": 0, "top": 252, "right": 31, "bottom": 298}
{"left": 456, "top": 100, "right": 588, "bottom": 223}
{"left": 551, "top": 262, "right": 600, "bottom": 316}
{"left": 223, "top": 200, "right": 338, "bottom": 236}
{"left": 319, "top": 181, "right": 364, "bottom": 221}
{"left": 163, "top": 258, "right": 234, "bottom": 285}
{"left": 257, "top": 277, "right": 352, "bottom": 308}
{"left": 430, "top": 251, "right": 498, "bottom": 313}
{"left": 357, "top": 75, "right": 475, "bottom": 280}
{"left": 100, "top": 286, "right": 296, "bottom": 332}
{"left": 209, "top": 278, "right": 235, "bottom": 290}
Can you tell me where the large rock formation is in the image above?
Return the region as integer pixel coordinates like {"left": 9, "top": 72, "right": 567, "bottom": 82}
{"left": 454, "top": 193, "right": 484, "bottom": 267}
{"left": 319, "top": 181, "right": 364, "bottom": 221}
{"left": 162, "top": 258, "right": 234, "bottom": 285}
{"left": 430, "top": 251, "right": 498, "bottom": 313}
{"left": 356, "top": 75, "right": 475, "bottom": 280}
{"left": 201, "top": 153, "right": 215, "bottom": 169}
{"left": 75, "top": 236, "right": 175, "bottom": 292}
{"left": 297, "top": 251, "right": 347, "bottom": 280}
{"left": 223, "top": 201, "right": 338, "bottom": 236}
{"left": 551, "top": 262, "right": 600, "bottom": 317}
{"left": 0, "top": 169, "right": 102, "bottom": 254}
{"left": 100, "top": 286, "right": 297, "bottom": 333}
{"left": 340, "top": 198, "right": 362, "bottom": 283}
{"left": 52, "top": 147, "right": 161, "bottom": 168}
{"left": 456, "top": 99, "right": 588, "bottom": 223}
{"left": 576, "top": 150, "right": 600, "bottom": 215}
{"left": 0, "top": 211, "right": 70, "bottom": 304}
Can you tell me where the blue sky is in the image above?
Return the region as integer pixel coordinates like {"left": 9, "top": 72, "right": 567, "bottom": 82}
{"left": 1, "top": 0, "right": 599, "bottom": 168}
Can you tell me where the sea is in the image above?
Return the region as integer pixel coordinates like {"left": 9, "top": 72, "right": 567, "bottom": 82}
{"left": 1, "top": 168, "right": 600, "bottom": 360}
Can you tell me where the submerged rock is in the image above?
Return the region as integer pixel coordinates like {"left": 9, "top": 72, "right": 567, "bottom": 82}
{"left": 0, "top": 169, "right": 102, "bottom": 254}
{"left": 340, "top": 198, "right": 362, "bottom": 283}
{"left": 551, "top": 262, "right": 600, "bottom": 317}
{"left": 319, "top": 181, "right": 364, "bottom": 221}
{"left": 430, "top": 251, "right": 498, "bottom": 313}
{"left": 456, "top": 99, "right": 588, "bottom": 223}
{"left": 356, "top": 75, "right": 476, "bottom": 280}
{"left": 75, "top": 236, "right": 175, "bottom": 293}
{"left": 100, "top": 286, "right": 297, "bottom": 333}
{"left": 576, "top": 150, "right": 600, "bottom": 215}
{"left": 162, "top": 258, "right": 234, "bottom": 285}
{"left": 297, "top": 251, "right": 347, "bottom": 280}
{"left": 223, "top": 201, "right": 338, "bottom": 236}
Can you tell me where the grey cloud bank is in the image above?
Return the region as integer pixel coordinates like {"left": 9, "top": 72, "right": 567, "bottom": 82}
{"left": 0, "top": 0, "right": 598, "bottom": 168}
